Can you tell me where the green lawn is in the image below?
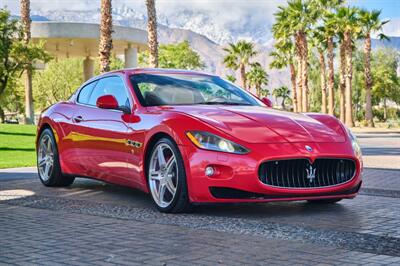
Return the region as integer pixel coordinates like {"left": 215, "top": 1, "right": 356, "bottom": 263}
{"left": 0, "top": 124, "right": 37, "bottom": 169}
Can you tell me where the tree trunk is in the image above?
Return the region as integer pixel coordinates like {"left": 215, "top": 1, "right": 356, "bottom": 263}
{"left": 327, "top": 37, "right": 335, "bottom": 116}
{"left": 300, "top": 31, "right": 308, "bottom": 112}
{"left": 21, "top": 0, "right": 34, "bottom": 124}
{"left": 21, "top": 0, "right": 31, "bottom": 43}
{"left": 240, "top": 63, "right": 247, "bottom": 90}
{"left": 344, "top": 31, "right": 354, "bottom": 127}
{"left": 364, "top": 34, "right": 374, "bottom": 127}
{"left": 289, "top": 63, "right": 297, "bottom": 112}
{"left": 339, "top": 42, "right": 346, "bottom": 123}
{"left": 295, "top": 33, "right": 303, "bottom": 112}
{"left": 318, "top": 51, "right": 327, "bottom": 114}
{"left": 24, "top": 69, "right": 34, "bottom": 124}
{"left": 99, "top": 0, "right": 113, "bottom": 73}
{"left": 256, "top": 85, "right": 260, "bottom": 97}
{"left": 383, "top": 98, "right": 387, "bottom": 121}
{"left": 0, "top": 106, "right": 4, "bottom": 123}
{"left": 146, "top": 0, "right": 158, "bottom": 68}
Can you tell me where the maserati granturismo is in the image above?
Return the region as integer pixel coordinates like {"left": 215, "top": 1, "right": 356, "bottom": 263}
{"left": 36, "top": 68, "right": 363, "bottom": 212}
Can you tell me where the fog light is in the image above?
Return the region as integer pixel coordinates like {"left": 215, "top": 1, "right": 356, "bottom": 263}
{"left": 205, "top": 166, "right": 215, "bottom": 177}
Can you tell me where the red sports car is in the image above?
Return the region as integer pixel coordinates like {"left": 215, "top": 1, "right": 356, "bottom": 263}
{"left": 36, "top": 68, "right": 363, "bottom": 213}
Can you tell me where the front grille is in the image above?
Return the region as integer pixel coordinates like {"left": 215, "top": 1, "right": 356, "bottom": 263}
{"left": 259, "top": 158, "right": 356, "bottom": 188}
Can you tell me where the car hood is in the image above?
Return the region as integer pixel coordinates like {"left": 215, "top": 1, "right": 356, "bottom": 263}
{"left": 166, "top": 105, "right": 346, "bottom": 144}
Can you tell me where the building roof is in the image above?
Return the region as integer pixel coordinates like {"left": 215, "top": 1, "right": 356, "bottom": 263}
{"left": 31, "top": 21, "right": 148, "bottom": 58}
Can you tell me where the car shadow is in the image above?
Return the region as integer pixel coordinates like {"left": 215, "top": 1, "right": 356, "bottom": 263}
{"left": 0, "top": 131, "right": 36, "bottom": 137}
{"left": 0, "top": 172, "right": 361, "bottom": 223}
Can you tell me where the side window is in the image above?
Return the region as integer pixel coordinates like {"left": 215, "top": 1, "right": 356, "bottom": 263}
{"left": 77, "top": 81, "right": 97, "bottom": 104}
{"left": 88, "top": 77, "right": 130, "bottom": 107}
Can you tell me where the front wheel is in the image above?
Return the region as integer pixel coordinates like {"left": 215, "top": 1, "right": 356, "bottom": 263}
{"left": 147, "top": 138, "right": 191, "bottom": 213}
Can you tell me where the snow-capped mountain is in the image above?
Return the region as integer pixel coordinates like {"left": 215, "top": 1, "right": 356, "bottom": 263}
{"left": 30, "top": 3, "right": 272, "bottom": 45}
{"left": 15, "top": 3, "right": 399, "bottom": 91}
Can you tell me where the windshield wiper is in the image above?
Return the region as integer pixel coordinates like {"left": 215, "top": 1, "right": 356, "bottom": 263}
{"left": 200, "top": 101, "right": 251, "bottom": 106}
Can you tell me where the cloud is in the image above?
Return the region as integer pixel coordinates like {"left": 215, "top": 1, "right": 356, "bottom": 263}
{"left": 156, "top": 0, "right": 284, "bottom": 27}
{"left": 2, "top": 0, "right": 284, "bottom": 28}
{"left": 2, "top": 0, "right": 99, "bottom": 13}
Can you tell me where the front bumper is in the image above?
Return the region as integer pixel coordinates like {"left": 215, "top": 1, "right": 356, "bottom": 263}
{"left": 180, "top": 141, "right": 363, "bottom": 203}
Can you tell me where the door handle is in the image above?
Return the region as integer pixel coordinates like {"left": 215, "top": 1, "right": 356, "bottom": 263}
{"left": 73, "top": 115, "right": 84, "bottom": 123}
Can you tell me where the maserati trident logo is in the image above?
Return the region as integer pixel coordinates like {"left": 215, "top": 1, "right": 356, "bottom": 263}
{"left": 306, "top": 164, "right": 316, "bottom": 183}
{"left": 305, "top": 145, "right": 313, "bottom": 152}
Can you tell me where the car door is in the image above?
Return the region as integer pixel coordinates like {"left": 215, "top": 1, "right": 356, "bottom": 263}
{"left": 71, "top": 76, "right": 133, "bottom": 183}
{"left": 58, "top": 80, "right": 98, "bottom": 176}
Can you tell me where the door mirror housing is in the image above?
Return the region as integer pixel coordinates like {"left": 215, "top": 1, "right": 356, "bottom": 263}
{"left": 96, "top": 94, "right": 131, "bottom": 114}
{"left": 261, "top": 97, "right": 273, "bottom": 108}
{"left": 96, "top": 94, "right": 119, "bottom": 109}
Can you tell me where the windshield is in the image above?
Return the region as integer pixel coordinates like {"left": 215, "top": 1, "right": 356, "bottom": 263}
{"left": 130, "top": 73, "right": 262, "bottom": 107}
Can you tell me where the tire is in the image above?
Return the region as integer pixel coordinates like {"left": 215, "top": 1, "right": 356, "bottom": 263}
{"left": 37, "top": 128, "right": 75, "bottom": 187}
{"left": 147, "top": 137, "right": 192, "bottom": 213}
{"left": 307, "top": 198, "right": 342, "bottom": 204}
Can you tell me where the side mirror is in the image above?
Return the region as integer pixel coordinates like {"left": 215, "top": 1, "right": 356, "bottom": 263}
{"left": 261, "top": 97, "right": 273, "bottom": 108}
{"left": 96, "top": 94, "right": 131, "bottom": 114}
{"left": 96, "top": 94, "right": 119, "bottom": 109}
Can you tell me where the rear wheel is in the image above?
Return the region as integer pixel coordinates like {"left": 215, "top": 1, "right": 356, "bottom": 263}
{"left": 307, "top": 198, "right": 342, "bottom": 204}
{"left": 147, "top": 138, "right": 191, "bottom": 213}
{"left": 37, "top": 128, "right": 75, "bottom": 187}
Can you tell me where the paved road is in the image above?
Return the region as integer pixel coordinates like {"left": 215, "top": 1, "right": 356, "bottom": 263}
{"left": 0, "top": 133, "right": 399, "bottom": 265}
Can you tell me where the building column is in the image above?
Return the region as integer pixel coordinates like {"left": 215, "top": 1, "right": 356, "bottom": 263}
{"left": 124, "top": 44, "right": 138, "bottom": 68}
{"left": 83, "top": 56, "right": 94, "bottom": 81}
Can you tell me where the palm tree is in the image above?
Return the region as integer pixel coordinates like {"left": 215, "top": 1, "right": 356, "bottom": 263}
{"left": 146, "top": 0, "right": 158, "bottom": 68}
{"left": 99, "top": 0, "right": 113, "bottom": 73}
{"left": 324, "top": 18, "right": 337, "bottom": 116}
{"left": 335, "top": 6, "right": 360, "bottom": 127}
{"left": 223, "top": 40, "right": 257, "bottom": 90}
{"left": 273, "top": 86, "right": 291, "bottom": 110}
{"left": 20, "top": 0, "right": 33, "bottom": 124}
{"left": 358, "top": 9, "right": 389, "bottom": 127}
{"left": 270, "top": 39, "right": 298, "bottom": 112}
{"left": 311, "top": 28, "right": 328, "bottom": 113}
{"left": 339, "top": 39, "right": 346, "bottom": 123}
{"left": 247, "top": 63, "right": 269, "bottom": 97}
{"left": 311, "top": 0, "right": 343, "bottom": 116}
{"left": 274, "top": 0, "right": 318, "bottom": 112}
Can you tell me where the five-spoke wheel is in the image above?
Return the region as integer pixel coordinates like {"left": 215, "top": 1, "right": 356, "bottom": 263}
{"left": 38, "top": 134, "right": 54, "bottom": 182}
{"left": 149, "top": 143, "right": 178, "bottom": 208}
{"left": 37, "top": 128, "right": 74, "bottom": 187}
{"left": 147, "top": 138, "right": 191, "bottom": 213}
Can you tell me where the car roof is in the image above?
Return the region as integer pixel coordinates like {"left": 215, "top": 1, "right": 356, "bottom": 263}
{"left": 108, "top": 68, "right": 215, "bottom": 77}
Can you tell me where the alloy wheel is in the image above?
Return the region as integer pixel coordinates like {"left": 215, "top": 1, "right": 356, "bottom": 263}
{"left": 38, "top": 135, "right": 54, "bottom": 181}
{"left": 149, "top": 143, "right": 178, "bottom": 208}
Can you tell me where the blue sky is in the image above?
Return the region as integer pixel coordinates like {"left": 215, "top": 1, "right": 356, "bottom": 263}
{"left": 350, "top": 0, "right": 400, "bottom": 19}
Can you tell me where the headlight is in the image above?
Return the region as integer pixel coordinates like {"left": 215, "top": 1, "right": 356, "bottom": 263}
{"left": 186, "top": 131, "right": 249, "bottom": 154}
{"left": 346, "top": 128, "right": 362, "bottom": 160}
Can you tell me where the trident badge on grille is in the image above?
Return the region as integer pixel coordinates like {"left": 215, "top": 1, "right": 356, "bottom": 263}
{"left": 306, "top": 164, "right": 316, "bottom": 183}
